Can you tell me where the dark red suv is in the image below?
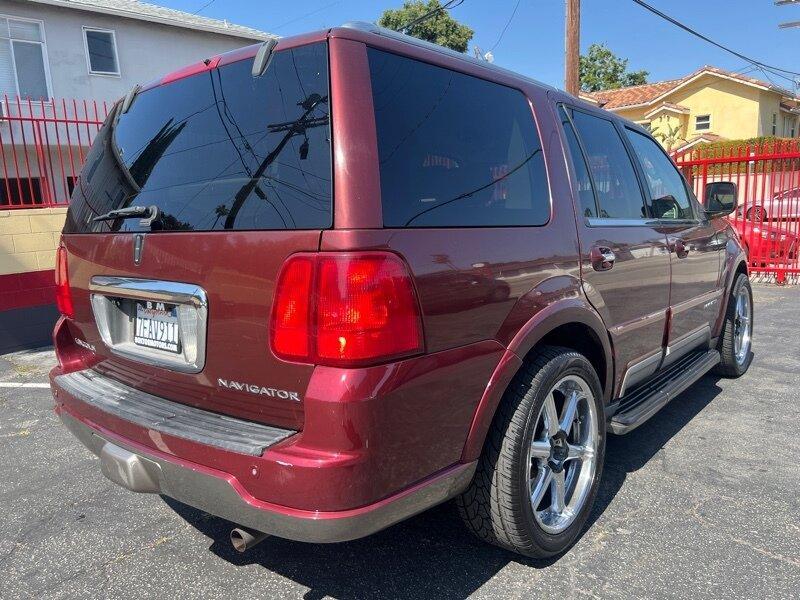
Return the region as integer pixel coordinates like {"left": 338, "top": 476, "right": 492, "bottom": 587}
{"left": 50, "top": 23, "right": 753, "bottom": 558}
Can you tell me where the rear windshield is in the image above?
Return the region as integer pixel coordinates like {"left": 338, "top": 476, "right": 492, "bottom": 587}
{"left": 64, "top": 42, "right": 331, "bottom": 233}
{"left": 367, "top": 48, "right": 550, "bottom": 228}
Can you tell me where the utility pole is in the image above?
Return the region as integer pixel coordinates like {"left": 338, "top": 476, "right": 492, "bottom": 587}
{"left": 565, "top": 0, "right": 581, "bottom": 95}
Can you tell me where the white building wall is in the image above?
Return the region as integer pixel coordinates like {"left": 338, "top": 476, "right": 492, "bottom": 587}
{"left": 0, "top": 0, "right": 261, "bottom": 104}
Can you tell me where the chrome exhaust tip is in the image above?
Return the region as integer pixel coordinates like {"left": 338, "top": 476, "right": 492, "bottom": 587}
{"left": 230, "top": 527, "right": 269, "bottom": 553}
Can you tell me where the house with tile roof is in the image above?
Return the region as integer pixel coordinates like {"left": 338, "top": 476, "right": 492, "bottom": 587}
{"left": 581, "top": 66, "right": 800, "bottom": 151}
{"left": 0, "top": 0, "right": 273, "bottom": 352}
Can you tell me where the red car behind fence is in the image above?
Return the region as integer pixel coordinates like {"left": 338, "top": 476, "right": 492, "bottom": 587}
{"left": 674, "top": 140, "right": 800, "bottom": 283}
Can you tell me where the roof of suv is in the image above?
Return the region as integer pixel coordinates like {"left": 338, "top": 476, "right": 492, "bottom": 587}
{"left": 337, "top": 22, "right": 559, "bottom": 94}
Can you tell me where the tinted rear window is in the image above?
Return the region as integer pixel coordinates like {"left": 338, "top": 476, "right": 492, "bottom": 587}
{"left": 65, "top": 42, "right": 331, "bottom": 233}
{"left": 367, "top": 48, "right": 550, "bottom": 228}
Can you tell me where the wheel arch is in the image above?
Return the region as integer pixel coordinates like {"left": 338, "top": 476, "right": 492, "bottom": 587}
{"left": 713, "top": 237, "right": 749, "bottom": 338}
{"left": 461, "top": 298, "right": 613, "bottom": 462}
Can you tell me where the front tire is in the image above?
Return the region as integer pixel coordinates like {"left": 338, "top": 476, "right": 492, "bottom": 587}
{"left": 714, "top": 273, "right": 753, "bottom": 377}
{"left": 456, "top": 346, "right": 605, "bottom": 558}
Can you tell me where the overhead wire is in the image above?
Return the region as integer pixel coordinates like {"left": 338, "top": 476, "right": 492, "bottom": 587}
{"left": 490, "top": 0, "right": 522, "bottom": 52}
{"left": 400, "top": 0, "right": 466, "bottom": 33}
{"left": 192, "top": 0, "right": 216, "bottom": 15}
{"left": 630, "top": 0, "right": 800, "bottom": 90}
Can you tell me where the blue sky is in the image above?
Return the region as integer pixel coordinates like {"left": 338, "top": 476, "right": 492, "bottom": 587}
{"left": 160, "top": 0, "right": 799, "bottom": 90}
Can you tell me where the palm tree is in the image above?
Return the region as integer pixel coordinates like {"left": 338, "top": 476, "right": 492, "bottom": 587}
{"left": 653, "top": 116, "right": 686, "bottom": 152}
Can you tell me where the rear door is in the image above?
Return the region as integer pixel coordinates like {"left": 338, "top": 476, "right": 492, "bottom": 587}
{"left": 61, "top": 41, "right": 332, "bottom": 429}
{"left": 624, "top": 127, "right": 723, "bottom": 364}
{"left": 559, "top": 106, "right": 671, "bottom": 395}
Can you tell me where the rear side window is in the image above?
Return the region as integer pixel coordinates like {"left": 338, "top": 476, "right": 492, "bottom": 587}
{"left": 567, "top": 109, "right": 646, "bottom": 220}
{"left": 367, "top": 48, "right": 549, "bottom": 228}
{"left": 65, "top": 42, "right": 331, "bottom": 233}
{"left": 625, "top": 128, "right": 694, "bottom": 220}
{"left": 558, "top": 106, "right": 597, "bottom": 218}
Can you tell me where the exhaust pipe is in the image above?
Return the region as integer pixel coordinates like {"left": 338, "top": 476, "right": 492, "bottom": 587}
{"left": 230, "top": 527, "right": 269, "bottom": 553}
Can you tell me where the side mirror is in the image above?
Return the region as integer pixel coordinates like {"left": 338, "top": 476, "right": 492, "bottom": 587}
{"left": 704, "top": 181, "right": 738, "bottom": 217}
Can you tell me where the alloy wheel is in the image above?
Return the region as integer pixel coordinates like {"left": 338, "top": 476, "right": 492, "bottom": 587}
{"left": 527, "top": 375, "right": 599, "bottom": 535}
{"left": 734, "top": 287, "right": 752, "bottom": 366}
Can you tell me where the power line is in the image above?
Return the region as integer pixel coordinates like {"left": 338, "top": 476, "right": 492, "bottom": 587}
{"left": 272, "top": 0, "right": 344, "bottom": 31}
{"left": 490, "top": 0, "right": 522, "bottom": 51}
{"left": 192, "top": 0, "right": 216, "bottom": 15}
{"left": 630, "top": 0, "right": 800, "bottom": 80}
{"left": 400, "top": 0, "right": 466, "bottom": 33}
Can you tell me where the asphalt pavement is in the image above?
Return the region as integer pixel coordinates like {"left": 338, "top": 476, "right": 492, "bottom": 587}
{"left": 0, "top": 284, "right": 798, "bottom": 599}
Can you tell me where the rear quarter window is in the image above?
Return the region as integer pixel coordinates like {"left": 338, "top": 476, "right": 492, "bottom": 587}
{"left": 367, "top": 48, "right": 550, "bottom": 228}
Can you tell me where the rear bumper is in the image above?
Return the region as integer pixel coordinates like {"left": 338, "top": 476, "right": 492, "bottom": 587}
{"left": 57, "top": 405, "right": 475, "bottom": 543}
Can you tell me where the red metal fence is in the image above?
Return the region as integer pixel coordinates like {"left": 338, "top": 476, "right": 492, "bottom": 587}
{"left": 674, "top": 139, "right": 800, "bottom": 284}
{"left": 2, "top": 97, "right": 799, "bottom": 283}
{"left": 0, "top": 95, "right": 109, "bottom": 209}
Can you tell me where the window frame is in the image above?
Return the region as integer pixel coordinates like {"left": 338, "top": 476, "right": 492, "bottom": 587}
{"left": 623, "top": 124, "right": 699, "bottom": 225}
{"left": 0, "top": 14, "right": 53, "bottom": 99}
{"left": 558, "top": 103, "right": 652, "bottom": 227}
{"left": 82, "top": 26, "right": 120, "bottom": 77}
{"left": 695, "top": 114, "right": 711, "bottom": 131}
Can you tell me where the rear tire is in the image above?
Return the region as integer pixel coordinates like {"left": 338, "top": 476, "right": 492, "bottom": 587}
{"left": 456, "top": 346, "right": 605, "bottom": 558}
{"left": 714, "top": 273, "right": 753, "bottom": 377}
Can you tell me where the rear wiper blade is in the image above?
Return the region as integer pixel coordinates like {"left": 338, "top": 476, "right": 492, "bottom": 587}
{"left": 93, "top": 205, "right": 159, "bottom": 227}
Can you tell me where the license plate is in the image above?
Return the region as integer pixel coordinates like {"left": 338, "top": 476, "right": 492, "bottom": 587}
{"left": 134, "top": 301, "right": 181, "bottom": 354}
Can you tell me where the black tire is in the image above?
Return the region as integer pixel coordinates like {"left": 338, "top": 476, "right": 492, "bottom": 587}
{"left": 714, "top": 272, "right": 753, "bottom": 377}
{"left": 456, "top": 346, "right": 605, "bottom": 558}
{"left": 747, "top": 206, "right": 767, "bottom": 222}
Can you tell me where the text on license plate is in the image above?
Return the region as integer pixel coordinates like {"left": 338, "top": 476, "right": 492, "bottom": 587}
{"left": 134, "top": 301, "right": 181, "bottom": 353}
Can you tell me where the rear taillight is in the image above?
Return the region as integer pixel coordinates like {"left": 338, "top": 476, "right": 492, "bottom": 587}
{"left": 55, "top": 244, "right": 74, "bottom": 319}
{"left": 271, "top": 252, "right": 423, "bottom": 366}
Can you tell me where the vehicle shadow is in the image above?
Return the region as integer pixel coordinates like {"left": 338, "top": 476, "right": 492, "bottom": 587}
{"left": 165, "top": 374, "right": 724, "bottom": 600}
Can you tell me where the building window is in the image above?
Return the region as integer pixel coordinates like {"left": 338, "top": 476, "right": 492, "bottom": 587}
{"left": 0, "top": 16, "right": 50, "bottom": 99}
{"left": 792, "top": 118, "right": 797, "bottom": 138}
{"left": 83, "top": 27, "right": 119, "bottom": 75}
{"left": 772, "top": 113, "right": 777, "bottom": 136}
{"left": 0, "top": 177, "right": 43, "bottom": 206}
{"left": 695, "top": 114, "right": 711, "bottom": 131}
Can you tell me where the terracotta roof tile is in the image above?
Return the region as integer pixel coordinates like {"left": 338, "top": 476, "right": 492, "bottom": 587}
{"left": 583, "top": 79, "right": 685, "bottom": 109}
{"left": 583, "top": 65, "right": 800, "bottom": 111}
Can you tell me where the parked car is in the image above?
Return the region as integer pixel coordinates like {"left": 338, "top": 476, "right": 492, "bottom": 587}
{"left": 730, "top": 218, "right": 798, "bottom": 266}
{"left": 739, "top": 187, "right": 800, "bottom": 221}
{"left": 50, "top": 23, "right": 753, "bottom": 559}
{"left": 710, "top": 177, "right": 800, "bottom": 266}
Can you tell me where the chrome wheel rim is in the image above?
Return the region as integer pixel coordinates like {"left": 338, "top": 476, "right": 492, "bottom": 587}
{"left": 734, "top": 288, "right": 752, "bottom": 366}
{"left": 527, "top": 375, "right": 598, "bottom": 535}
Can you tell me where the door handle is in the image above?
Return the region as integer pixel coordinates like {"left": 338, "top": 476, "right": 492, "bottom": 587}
{"left": 670, "top": 238, "right": 689, "bottom": 258}
{"left": 590, "top": 246, "right": 616, "bottom": 271}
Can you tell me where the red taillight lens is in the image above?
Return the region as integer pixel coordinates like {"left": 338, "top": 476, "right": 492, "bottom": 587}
{"left": 316, "top": 254, "right": 422, "bottom": 363}
{"left": 271, "top": 256, "right": 313, "bottom": 359}
{"left": 271, "top": 252, "right": 423, "bottom": 366}
{"left": 55, "top": 244, "right": 74, "bottom": 319}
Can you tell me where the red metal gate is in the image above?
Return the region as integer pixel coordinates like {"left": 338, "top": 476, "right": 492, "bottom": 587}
{"left": 0, "top": 95, "right": 109, "bottom": 209}
{"left": 674, "top": 140, "right": 800, "bottom": 284}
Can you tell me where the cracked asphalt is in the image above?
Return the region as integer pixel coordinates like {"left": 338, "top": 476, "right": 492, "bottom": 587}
{"left": 1, "top": 284, "right": 798, "bottom": 599}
